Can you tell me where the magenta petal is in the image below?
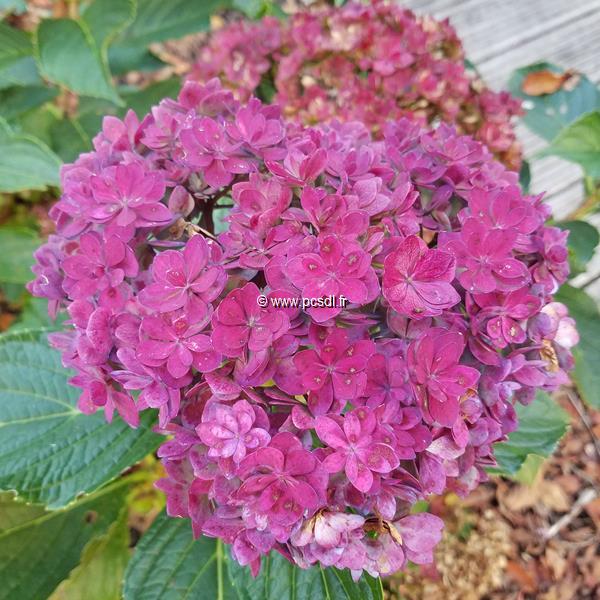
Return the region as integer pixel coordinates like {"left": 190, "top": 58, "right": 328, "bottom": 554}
{"left": 315, "top": 416, "right": 347, "bottom": 448}
{"left": 321, "top": 450, "right": 347, "bottom": 473}
{"left": 345, "top": 454, "right": 374, "bottom": 493}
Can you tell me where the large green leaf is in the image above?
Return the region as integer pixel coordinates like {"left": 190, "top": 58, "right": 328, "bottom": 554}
{"left": 509, "top": 62, "right": 600, "bottom": 142}
{"left": 492, "top": 392, "right": 569, "bottom": 476}
{"left": 123, "top": 512, "right": 237, "bottom": 600}
{"left": 0, "top": 122, "right": 61, "bottom": 191}
{"left": 0, "top": 56, "right": 41, "bottom": 90}
{"left": 541, "top": 111, "right": 600, "bottom": 179}
{"left": 119, "top": 0, "right": 230, "bottom": 46}
{"left": 232, "top": 0, "right": 278, "bottom": 18}
{"left": 0, "top": 329, "right": 161, "bottom": 508}
{"left": 15, "top": 103, "right": 60, "bottom": 147}
{"left": 0, "top": 22, "right": 31, "bottom": 70}
{"left": 228, "top": 549, "right": 384, "bottom": 600}
{"left": 0, "top": 85, "right": 58, "bottom": 120}
{"left": 555, "top": 284, "right": 600, "bottom": 408}
{"left": 50, "top": 117, "right": 93, "bottom": 163}
{"left": 82, "top": 0, "right": 137, "bottom": 49}
{"left": 9, "top": 295, "right": 64, "bottom": 332}
{"left": 558, "top": 220, "right": 600, "bottom": 278}
{"left": 0, "top": 481, "right": 129, "bottom": 600}
{"left": 0, "top": 225, "right": 40, "bottom": 284}
{"left": 35, "top": 18, "right": 120, "bottom": 104}
{"left": 49, "top": 507, "right": 130, "bottom": 600}
{"left": 124, "top": 512, "right": 383, "bottom": 600}
{"left": 108, "top": 45, "right": 164, "bottom": 75}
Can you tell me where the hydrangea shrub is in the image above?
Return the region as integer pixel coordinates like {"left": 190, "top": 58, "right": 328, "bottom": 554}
{"left": 191, "top": 0, "right": 523, "bottom": 169}
{"left": 29, "top": 79, "right": 576, "bottom": 580}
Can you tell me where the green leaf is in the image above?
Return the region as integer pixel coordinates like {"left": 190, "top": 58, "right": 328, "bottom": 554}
{"left": 16, "top": 103, "right": 60, "bottom": 147}
{"left": 0, "top": 481, "right": 130, "bottom": 600}
{"left": 121, "top": 0, "right": 230, "bottom": 46}
{"left": 557, "top": 220, "right": 600, "bottom": 277}
{"left": 124, "top": 511, "right": 383, "bottom": 600}
{"left": 0, "top": 328, "right": 162, "bottom": 508}
{"left": 123, "top": 512, "right": 237, "bottom": 600}
{"left": 50, "top": 117, "right": 93, "bottom": 163}
{"left": 0, "top": 225, "right": 40, "bottom": 284}
{"left": 555, "top": 284, "right": 600, "bottom": 408}
{"left": 492, "top": 391, "right": 569, "bottom": 476}
{"left": 519, "top": 159, "right": 531, "bottom": 194}
{"left": 9, "top": 295, "right": 66, "bottom": 332}
{"left": 0, "top": 56, "right": 41, "bottom": 90}
{"left": 509, "top": 63, "right": 600, "bottom": 142}
{"left": 76, "top": 96, "right": 120, "bottom": 141}
{"left": 121, "top": 77, "right": 181, "bottom": 118}
{"left": 513, "top": 454, "right": 545, "bottom": 485}
{"left": 49, "top": 507, "right": 130, "bottom": 600}
{"left": 0, "top": 85, "right": 58, "bottom": 120}
{"left": 0, "top": 22, "right": 31, "bottom": 70}
{"left": 82, "top": 0, "right": 137, "bottom": 49}
{"left": 256, "top": 74, "right": 276, "bottom": 104}
{"left": 0, "top": 492, "right": 46, "bottom": 532}
{"left": 35, "top": 18, "right": 121, "bottom": 104}
{"left": 233, "top": 0, "right": 269, "bottom": 18}
{"left": 541, "top": 111, "right": 600, "bottom": 179}
{"left": 108, "top": 45, "right": 164, "bottom": 75}
{"left": 0, "top": 124, "right": 61, "bottom": 192}
{"left": 228, "top": 551, "right": 384, "bottom": 600}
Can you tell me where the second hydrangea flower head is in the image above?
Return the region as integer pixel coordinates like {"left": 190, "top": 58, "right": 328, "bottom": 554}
{"left": 29, "top": 78, "right": 576, "bottom": 580}
{"left": 191, "top": 0, "right": 523, "bottom": 169}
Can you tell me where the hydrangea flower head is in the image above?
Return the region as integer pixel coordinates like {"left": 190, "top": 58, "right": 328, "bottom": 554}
{"left": 30, "top": 78, "right": 573, "bottom": 581}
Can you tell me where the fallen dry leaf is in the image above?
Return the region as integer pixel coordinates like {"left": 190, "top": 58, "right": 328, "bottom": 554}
{"left": 503, "top": 479, "right": 570, "bottom": 513}
{"left": 0, "top": 312, "right": 15, "bottom": 332}
{"left": 521, "top": 69, "right": 578, "bottom": 96}
{"left": 583, "top": 497, "right": 600, "bottom": 529}
{"left": 506, "top": 559, "right": 538, "bottom": 593}
{"left": 544, "top": 547, "right": 568, "bottom": 580}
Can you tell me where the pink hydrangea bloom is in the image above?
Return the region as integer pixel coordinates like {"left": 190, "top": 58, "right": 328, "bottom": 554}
{"left": 439, "top": 219, "right": 531, "bottom": 293}
{"left": 139, "top": 234, "right": 226, "bottom": 314}
{"left": 211, "top": 282, "right": 289, "bottom": 357}
{"left": 408, "top": 329, "right": 480, "bottom": 426}
{"left": 197, "top": 400, "right": 270, "bottom": 463}
{"left": 294, "top": 328, "right": 375, "bottom": 414}
{"left": 61, "top": 231, "right": 138, "bottom": 309}
{"left": 89, "top": 163, "right": 170, "bottom": 229}
{"left": 29, "top": 78, "right": 573, "bottom": 581}
{"left": 316, "top": 408, "right": 399, "bottom": 492}
{"left": 138, "top": 306, "right": 220, "bottom": 378}
{"left": 382, "top": 235, "right": 459, "bottom": 318}
{"left": 288, "top": 236, "right": 379, "bottom": 322}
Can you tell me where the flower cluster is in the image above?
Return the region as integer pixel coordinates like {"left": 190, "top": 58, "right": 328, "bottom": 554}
{"left": 190, "top": 0, "right": 523, "bottom": 169}
{"left": 29, "top": 78, "right": 575, "bottom": 580}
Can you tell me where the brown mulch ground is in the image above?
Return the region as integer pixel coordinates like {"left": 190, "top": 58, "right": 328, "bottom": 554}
{"left": 388, "top": 391, "right": 600, "bottom": 600}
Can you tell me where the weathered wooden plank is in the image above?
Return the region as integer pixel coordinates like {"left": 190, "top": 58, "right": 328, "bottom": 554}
{"left": 412, "top": 0, "right": 594, "bottom": 68}
{"left": 404, "top": 0, "right": 600, "bottom": 89}
{"left": 479, "top": 9, "right": 600, "bottom": 89}
{"left": 544, "top": 179, "right": 585, "bottom": 220}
